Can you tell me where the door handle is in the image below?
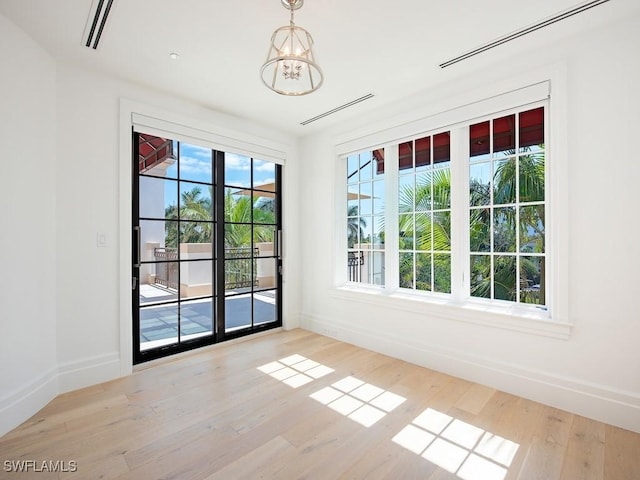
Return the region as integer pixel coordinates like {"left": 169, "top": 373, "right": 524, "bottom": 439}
{"left": 134, "top": 226, "right": 141, "bottom": 268}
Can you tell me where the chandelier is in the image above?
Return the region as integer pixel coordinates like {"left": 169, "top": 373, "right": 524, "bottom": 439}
{"left": 260, "top": 0, "right": 323, "bottom": 96}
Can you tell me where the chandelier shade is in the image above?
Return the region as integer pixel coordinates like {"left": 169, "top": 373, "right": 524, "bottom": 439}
{"left": 260, "top": 0, "right": 323, "bottom": 96}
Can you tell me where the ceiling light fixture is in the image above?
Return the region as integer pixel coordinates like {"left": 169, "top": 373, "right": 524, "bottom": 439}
{"left": 260, "top": 0, "right": 323, "bottom": 96}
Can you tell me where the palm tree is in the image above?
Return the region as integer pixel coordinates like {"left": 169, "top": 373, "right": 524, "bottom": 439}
{"left": 347, "top": 205, "right": 367, "bottom": 248}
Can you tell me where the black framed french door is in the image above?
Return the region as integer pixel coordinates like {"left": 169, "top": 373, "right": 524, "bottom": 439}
{"left": 132, "top": 131, "right": 282, "bottom": 364}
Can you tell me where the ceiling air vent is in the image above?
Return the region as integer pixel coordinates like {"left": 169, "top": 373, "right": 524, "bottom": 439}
{"left": 83, "top": 0, "right": 115, "bottom": 49}
{"left": 300, "top": 94, "right": 375, "bottom": 126}
{"left": 440, "top": 0, "right": 610, "bottom": 68}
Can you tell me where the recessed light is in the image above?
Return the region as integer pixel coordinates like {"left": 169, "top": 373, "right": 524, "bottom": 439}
{"left": 169, "top": 52, "right": 179, "bottom": 60}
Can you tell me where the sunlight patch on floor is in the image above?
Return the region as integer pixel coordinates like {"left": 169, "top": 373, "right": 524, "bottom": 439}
{"left": 392, "top": 407, "right": 519, "bottom": 480}
{"left": 257, "top": 354, "right": 334, "bottom": 388}
{"left": 310, "top": 376, "right": 406, "bottom": 427}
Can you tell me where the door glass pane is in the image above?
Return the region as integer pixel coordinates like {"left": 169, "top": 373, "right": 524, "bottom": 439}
{"left": 140, "top": 303, "right": 179, "bottom": 351}
{"left": 225, "top": 153, "right": 251, "bottom": 188}
{"left": 180, "top": 260, "right": 213, "bottom": 300}
{"left": 469, "top": 163, "right": 490, "bottom": 206}
{"left": 179, "top": 182, "right": 213, "bottom": 220}
{"left": 254, "top": 290, "right": 277, "bottom": 326}
{"left": 225, "top": 293, "right": 252, "bottom": 332}
{"left": 519, "top": 152, "right": 545, "bottom": 202}
{"left": 140, "top": 176, "right": 177, "bottom": 219}
{"left": 180, "top": 298, "right": 214, "bottom": 341}
{"left": 493, "top": 114, "right": 516, "bottom": 156}
{"left": 178, "top": 144, "right": 212, "bottom": 183}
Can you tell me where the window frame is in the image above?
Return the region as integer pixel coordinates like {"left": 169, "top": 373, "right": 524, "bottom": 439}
{"left": 333, "top": 79, "right": 571, "bottom": 339}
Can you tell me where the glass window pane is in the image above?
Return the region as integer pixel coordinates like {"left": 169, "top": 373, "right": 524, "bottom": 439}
{"left": 399, "top": 141, "right": 413, "bottom": 171}
{"left": 434, "top": 253, "right": 451, "bottom": 294}
{"left": 519, "top": 152, "right": 545, "bottom": 202}
{"left": 225, "top": 153, "right": 251, "bottom": 188}
{"left": 416, "top": 253, "right": 432, "bottom": 291}
{"left": 179, "top": 222, "right": 213, "bottom": 256}
{"left": 433, "top": 211, "right": 451, "bottom": 251}
{"left": 399, "top": 214, "right": 414, "bottom": 250}
{"left": 493, "top": 114, "right": 516, "bottom": 156}
{"left": 494, "top": 255, "right": 516, "bottom": 301}
{"left": 348, "top": 251, "right": 364, "bottom": 282}
{"left": 254, "top": 290, "right": 277, "bottom": 326}
{"left": 469, "top": 208, "right": 490, "bottom": 252}
{"left": 470, "top": 121, "right": 490, "bottom": 160}
{"left": 433, "top": 132, "right": 450, "bottom": 165}
{"left": 494, "top": 207, "right": 516, "bottom": 252}
{"left": 469, "top": 163, "right": 491, "bottom": 207}
{"left": 373, "top": 215, "right": 385, "bottom": 246}
{"left": 519, "top": 107, "right": 544, "bottom": 151}
{"left": 140, "top": 302, "right": 178, "bottom": 350}
{"left": 348, "top": 186, "right": 360, "bottom": 214}
{"left": 415, "top": 136, "right": 431, "bottom": 169}
{"left": 493, "top": 158, "right": 516, "bottom": 205}
{"left": 360, "top": 151, "right": 373, "bottom": 181}
{"left": 415, "top": 212, "right": 432, "bottom": 251}
{"left": 415, "top": 173, "right": 432, "bottom": 212}
{"left": 140, "top": 176, "right": 178, "bottom": 220}
{"left": 347, "top": 155, "right": 359, "bottom": 184}
{"left": 373, "top": 180, "right": 385, "bottom": 215}
{"left": 180, "top": 260, "right": 213, "bottom": 299}
{"left": 520, "top": 205, "right": 545, "bottom": 253}
{"left": 370, "top": 252, "right": 386, "bottom": 286}
{"left": 253, "top": 159, "right": 275, "bottom": 187}
{"left": 399, "top": 252, "right": 414, "bottom": 289}
{"left": 359, "top": 183, "right": 373, "bottom": 215}
{"left": 347, "top": 218, "right": 362, "bottom": 248}
{"left": 180, "top": 298, "right": 213, "bottom": 341}
{"left": 520, "top": 256, "right": 545, "bottom": 305}
{"left": 470, "top": 255, "right": 491, "bottom": 298}
{"left": 179, "top": 143, "right": 212, "bottom": 183}
{"left": 433, "top": 168, "right": 451, "bottom": 209}
{"left": 398, "top": 175, "right": 414, "bottom": 212}
{"left": 360, "top": 216, "right": 373, "bottom": 248}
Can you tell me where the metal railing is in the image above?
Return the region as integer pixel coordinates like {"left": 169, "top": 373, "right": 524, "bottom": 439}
{"left": 347, "top": 251, "right": 364, "bottom": 283}
{"left": 152, "top": 246, "right": 259, "bottom": 290}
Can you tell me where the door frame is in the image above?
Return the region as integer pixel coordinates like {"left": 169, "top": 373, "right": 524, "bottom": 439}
{"left": 118, "top": 99, "right": 298, "bottom": 375}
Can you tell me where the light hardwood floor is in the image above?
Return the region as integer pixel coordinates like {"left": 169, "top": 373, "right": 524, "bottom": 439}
{"left": 1, "top": 329, "right": 639, "bottom": 479}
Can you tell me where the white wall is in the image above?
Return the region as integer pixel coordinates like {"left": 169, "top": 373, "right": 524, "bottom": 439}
{"left": 0, "top": 14, "right": 58, "bottom": 435}
{"left": 299, "top": 13, "right": 640, "bottom": 433}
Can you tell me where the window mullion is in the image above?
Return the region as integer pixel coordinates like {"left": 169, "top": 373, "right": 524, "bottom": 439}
{"left": 385, "top": 145, "right": 400, "bottom": 292}
{"left": 450, "top": 127, "right": 468, "bottom": 303}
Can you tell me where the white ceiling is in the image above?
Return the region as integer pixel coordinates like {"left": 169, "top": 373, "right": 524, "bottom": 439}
{"left": 1, "top": 0, "right": 638, "bottom": 136}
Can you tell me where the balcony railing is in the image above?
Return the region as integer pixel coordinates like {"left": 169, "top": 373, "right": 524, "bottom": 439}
{"left": 152, "top": 246, "right": 259, "bottom": 291}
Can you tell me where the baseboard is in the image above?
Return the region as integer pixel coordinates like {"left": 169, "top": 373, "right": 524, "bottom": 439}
{"left": 0, "top": 367, "right": 58, "bottom": 437}
{"left": 57, "top": 352, "right": 121, "bottom": 393}
{"left": 0, "top": 352, "right": 122, "bottom": 438}
{"left": 301, "top": 312, "right": 640, "bottom": 434}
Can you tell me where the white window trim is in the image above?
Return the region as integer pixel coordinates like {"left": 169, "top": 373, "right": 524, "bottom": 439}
{"left": 331, "top": 67, "right": 571, "bottom": 339}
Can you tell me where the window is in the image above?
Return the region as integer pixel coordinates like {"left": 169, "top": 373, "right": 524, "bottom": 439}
{"left": 347, "top": 150, "right": 385, "bottom": 286}
{"left": 343, "top": 103, "right": 549, "bottom": 317}
{"left": 468, "top": 107, "right": 545, "bottom": 306}
{"left": 398, "top": 132, "right": 452, "bottom": 293}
